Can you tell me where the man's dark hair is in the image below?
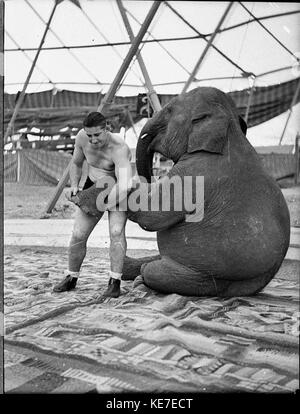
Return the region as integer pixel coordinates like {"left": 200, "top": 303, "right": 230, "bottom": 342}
{"left": 83, "top": 112, "right": 106, "bottom": 128}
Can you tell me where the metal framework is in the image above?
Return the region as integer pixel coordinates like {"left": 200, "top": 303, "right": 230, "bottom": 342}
{"left": 3, "top": 0, "right": 300, "bottom": 214}
{"left": 6, "top": 10, "right": 300, "bottom": 53}
{"left": 182, "top": 2, "right": 234, "bottom": 94}
{"left": 165, "top": 2, "right": 249, "bottom": 80}
{"left": 24, "top": 0, "right": 102, "bottom": 85}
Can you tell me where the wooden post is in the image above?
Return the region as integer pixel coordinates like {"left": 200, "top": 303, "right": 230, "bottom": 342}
{"left": 98, "top": 1, "right": 161, "bottom": 114}
{"left": 42, "top": 1, "right": 161, "bottom": 215}
{"left": 116, "top": 0, "right": 162, "bottom": 170}
{"left": 279, "top": 78, "right": 300, "bottom": 145}
{"left": 4, "top": 0, "right": 58, "bottom": 143}
{"left": 182, "top": 2, "right": 234, "bottom": 94}
{"left": 41, "top": 161, "right": 71, "bottom": 217}
{"left": 116, "top": 0, "right": 162, "bottom": 113}
{"left": 295, "top": 133, "right": 300, "bottom": 185}
{"left": 17, "top": 149, "right": 21, "bottom": 182}
{"left": 126, "top": 107, "right": 138, "bottom": 140}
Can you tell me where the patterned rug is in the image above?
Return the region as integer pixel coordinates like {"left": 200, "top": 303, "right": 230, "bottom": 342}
{"left": 4, "top": 246, "right": 299, "bottom": 393}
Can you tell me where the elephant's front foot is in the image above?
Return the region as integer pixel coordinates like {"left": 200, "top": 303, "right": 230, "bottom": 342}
{"left": 122, "top": 255, "right": 160, "bottom": 281}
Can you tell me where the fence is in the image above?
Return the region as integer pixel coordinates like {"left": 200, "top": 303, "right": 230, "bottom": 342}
{"left": 4, "top": 149, "right": 136, "bottom": 187}
{"left": 4, "top": 150, "right": 72, "bottom": 186}
{"left": 257, "top": 136, "right": 300, "bottom": 184}
{"left": 4, "top": 140, "right": 300, "bottom": 186}
{"left": 259, "top": 153, "right": 295, "bottom": 181}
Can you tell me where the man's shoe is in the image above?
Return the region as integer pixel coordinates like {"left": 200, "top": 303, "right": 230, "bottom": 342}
{"left": 102, "top": 278, "right": 121, "bottom": 298}
{"left": 53, "top": 275, "right": 77, "bottom": 292}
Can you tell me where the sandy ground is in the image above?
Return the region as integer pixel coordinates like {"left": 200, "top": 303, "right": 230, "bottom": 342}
{"left": 4, "top": 182, "right": 300, "bottom": 226}
{"left": 4, "top": 186, "right": 299, "bottom": 394}
{"left": 4, "top": 244, "right": 299, "bottom": 282}
{"left": 4, "top": 183, "right": 77, "bottom": 220}
{"left": 4, "top": 244, "right": 299, "bottom": 394}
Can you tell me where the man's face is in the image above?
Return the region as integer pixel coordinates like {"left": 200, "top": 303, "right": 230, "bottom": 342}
{"left": 84, "top": 125, "right": 107, "bottom": 147}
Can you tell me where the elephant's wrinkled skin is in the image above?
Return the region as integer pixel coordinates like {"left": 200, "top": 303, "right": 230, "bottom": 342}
{"left": 123, "top": 86, "right": 290, "bottom": 297}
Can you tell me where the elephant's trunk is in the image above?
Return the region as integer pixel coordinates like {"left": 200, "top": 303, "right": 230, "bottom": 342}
{"left": 136, "top": 126, "right": 155, "bottom": 182}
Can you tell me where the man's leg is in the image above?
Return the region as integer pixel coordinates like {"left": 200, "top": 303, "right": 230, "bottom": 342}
{"left": 103, "top": 209, "right": 127, "bottom": 297}
{"left": 53, "top": 206, "right": 101, "bottom": 292}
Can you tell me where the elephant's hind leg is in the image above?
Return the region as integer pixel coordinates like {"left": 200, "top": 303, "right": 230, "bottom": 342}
{"left": 214, "top": 270, "right": 276, "bottom": 297}
{"left": 141, "top": 256, "right": 221, "bottom": 296}
{"left": 140, "top": 257, "right": 275, "bottom": 297}
{"left": 122, "top": 254, "right": 161, "bottom": 280}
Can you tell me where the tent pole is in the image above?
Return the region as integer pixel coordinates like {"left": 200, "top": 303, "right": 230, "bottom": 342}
{"left": 278, "top": 78, "right": 300, "bottom": 145}
{"left": 245, "top": 75, "right": 256, "bottom": 123}
{"left": 17, "top": 150, "right": 21, "bottom": 182}
{"left": 42, "top": 1, "right": 161, "bottom": 216}
{"left": 182, "top": 2, "right": 234, "bottom": 94}
{"left": 126, "top": 107, "right": 138, "bottom": 140}
{"left": 116, "top": 0, "right": 162, "bottom": 113}
{"left": 295, "top": 133, "right": 300, "bottom": 185}
{"left": 4, "top": 0, "right": 58, "bottom": 144}
{"left": 125, "top": 7, "right": 194, "bottom": 80}
{"left": 116, "top": 0, "right": 162, "bottom": 171}
{"left": 41, "top": 161, "right": 72, "bottom": 218}
{"left": 97, "top": 1, "right": 161, "bottom": 113}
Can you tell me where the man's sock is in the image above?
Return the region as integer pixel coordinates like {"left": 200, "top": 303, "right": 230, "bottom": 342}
{"left": 66, "top": 270, "right": 80, "bottom": 281}
{"left": 108, "top": 271, "right": 122, "bottom": 281}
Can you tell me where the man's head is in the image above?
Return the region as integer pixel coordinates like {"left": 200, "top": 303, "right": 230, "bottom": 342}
{"left": 83, "top": 112, "right": 108, "bottom": 147}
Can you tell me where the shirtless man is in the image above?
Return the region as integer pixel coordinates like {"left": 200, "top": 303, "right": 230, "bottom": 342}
{"left": 53, "top": 112, "right": 132, "bottom": 298}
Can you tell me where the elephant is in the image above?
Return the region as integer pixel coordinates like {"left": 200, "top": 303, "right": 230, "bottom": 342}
{"left": 72, "top": 86, "right": 290, "bottom": 297}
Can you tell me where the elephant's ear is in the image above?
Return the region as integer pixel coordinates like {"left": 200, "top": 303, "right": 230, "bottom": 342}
{"left": 187, "top": 112, "right": 229, "bottom": 154}
{"left": 239, "top": 116, "right": 247, "bottom": 135}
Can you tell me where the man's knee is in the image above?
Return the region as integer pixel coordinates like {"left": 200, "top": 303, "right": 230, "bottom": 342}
{"left": 110, "top": 225, "right": 124, "bottom": 240}
{"left": 69, "top": 230, "right": 88, "bottom": 247}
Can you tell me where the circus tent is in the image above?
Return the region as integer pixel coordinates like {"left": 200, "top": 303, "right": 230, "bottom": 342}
{"left": 2, "top": 1, "right": 300, "bottom": 203}
{"left": 3, "top": 0, "right": 300, "bottom": 147}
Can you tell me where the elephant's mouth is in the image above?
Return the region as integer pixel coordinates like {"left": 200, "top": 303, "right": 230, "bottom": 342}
{"left": 136, "top": 130, "right": 169, "bottom": 182}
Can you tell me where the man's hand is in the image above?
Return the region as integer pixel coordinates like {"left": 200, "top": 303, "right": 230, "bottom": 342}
{"left": 65, "top": 186, "right": 82, "bottom": 201}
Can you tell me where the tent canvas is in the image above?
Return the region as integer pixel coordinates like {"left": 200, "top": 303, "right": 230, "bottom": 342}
{"left": 4, "top": 0, "right": 300, "bottom": 146}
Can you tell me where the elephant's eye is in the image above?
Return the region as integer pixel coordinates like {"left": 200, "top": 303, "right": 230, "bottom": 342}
{"left": 166, "top": 105, "right": 172, "bottom": 115}
{"left": 192, "top": 113, "right": 210, "bottom": 123}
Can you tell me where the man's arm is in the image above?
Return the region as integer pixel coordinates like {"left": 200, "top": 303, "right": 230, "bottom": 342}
{"left": 66, "top": 134, "right": 85, "bottom": 200}
{"left": 106, "top": 145, "right": 133, "bottom": 210}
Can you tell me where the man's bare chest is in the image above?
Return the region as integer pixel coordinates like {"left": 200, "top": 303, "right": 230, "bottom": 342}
{"left": 83, "top": 145, "right": 114, "bottom": 169}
